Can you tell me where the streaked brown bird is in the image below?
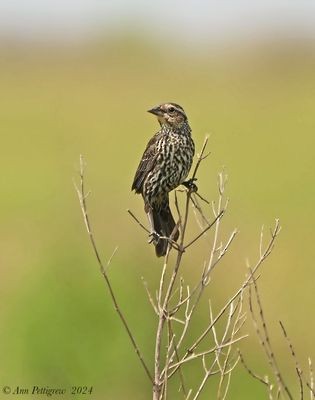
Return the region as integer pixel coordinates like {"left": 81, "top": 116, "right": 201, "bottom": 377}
{"left": 132, "top": 103, "right": 195, "bottom": 257}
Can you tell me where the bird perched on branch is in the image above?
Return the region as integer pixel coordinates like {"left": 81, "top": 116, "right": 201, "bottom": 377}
{"left": 132, "top": 103, "right": 195, "bottom": 257}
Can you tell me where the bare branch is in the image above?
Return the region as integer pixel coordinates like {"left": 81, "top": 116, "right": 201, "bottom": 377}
{"left": 75, "top": 155, "right": 153, "bottom": 383}
{"left": 248, "top": 269, "right": 293, "bottom": 400}
{"left": 191, "top": 136, "right": 209, "bottom": 181}
{"left": 238, "top": 349, "right": 269, "bottom": 386}
{"left": 279, "top": 321, "right": 304, "bottom": 399}
{"left": 168, "top": 334, "right": 247, "bottom": 371}
{"left": 142, "top": 277, "right": 159, "bottom": 315}
{"left": 127, "top": 209, "right": 150, "bottom": 234}
{"left": 184, "top": 210, "right": 224, "bottom": 249}
{"left": 168, "top": 219, "right": 281, "bottom": 380}
{"left": 308, "top": 358, "right": 315, "bottom": 399}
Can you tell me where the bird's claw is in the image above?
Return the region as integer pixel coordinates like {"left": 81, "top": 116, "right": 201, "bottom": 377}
{"left": 148, "top": 231, "right": 160, "bottom": 245}
{"left": 182, "top": 178, "right": 198, "bottom": 193}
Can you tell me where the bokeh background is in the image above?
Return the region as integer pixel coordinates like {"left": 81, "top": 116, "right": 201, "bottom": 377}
{"left": 1, "top": 1, "right": 315, "bottom": 399}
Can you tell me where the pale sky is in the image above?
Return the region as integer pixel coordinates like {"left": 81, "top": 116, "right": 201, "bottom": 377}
{"left": 1, "top": 1, "right": 315, "bottom": 44}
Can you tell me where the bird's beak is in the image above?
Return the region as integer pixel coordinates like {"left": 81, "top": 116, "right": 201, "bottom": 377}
{"left": 148, "top": 106, "right": 163, "bottom": 116}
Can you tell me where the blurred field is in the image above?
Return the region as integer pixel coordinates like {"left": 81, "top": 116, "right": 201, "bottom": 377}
{"left": 0, "top": 38, "right": 315, "bottom": 399}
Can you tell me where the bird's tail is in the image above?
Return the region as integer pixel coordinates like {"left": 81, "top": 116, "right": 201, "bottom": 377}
{"left": 152, "top": 202, "right": 179, "bottom": 257}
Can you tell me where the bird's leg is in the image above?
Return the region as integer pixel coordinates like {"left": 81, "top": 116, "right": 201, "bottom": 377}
{"left": 146, "top": 209, "right": 160, "bottom": 244}
{"left": 182, "top": 178, "right": 198, "bottom": 192}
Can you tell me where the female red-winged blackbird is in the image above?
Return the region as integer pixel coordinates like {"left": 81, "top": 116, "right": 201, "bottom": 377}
{"left": 132, "top": 103, "right": 195, "bottom": 257}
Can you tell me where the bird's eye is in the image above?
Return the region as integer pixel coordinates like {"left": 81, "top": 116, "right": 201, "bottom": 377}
{"left": 168, "top": 107, "right": 175, "bottom": 113}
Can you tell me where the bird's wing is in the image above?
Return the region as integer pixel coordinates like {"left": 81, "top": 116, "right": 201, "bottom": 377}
{"left": 132, "top": 133, "right": 161, "bottom": 193}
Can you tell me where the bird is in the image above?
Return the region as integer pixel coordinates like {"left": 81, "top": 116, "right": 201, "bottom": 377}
{"left": 132, "top": 102, "right": 195, "bottom": 257}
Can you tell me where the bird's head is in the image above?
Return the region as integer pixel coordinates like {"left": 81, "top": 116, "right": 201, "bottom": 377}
{"left": 148, "top": 103, "right": 188, "bottom": 128}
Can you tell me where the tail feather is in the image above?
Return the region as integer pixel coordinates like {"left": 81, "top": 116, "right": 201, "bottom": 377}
{"left": 152, "top": 204, "right": 179, "bottom": 257}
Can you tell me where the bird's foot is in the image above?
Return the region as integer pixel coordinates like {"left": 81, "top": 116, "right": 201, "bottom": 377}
{"left": 148, "top": 231, "right": 160, "bottom": 245}
{"left": 182, "top": 178, "right": 198, "bottom": 193}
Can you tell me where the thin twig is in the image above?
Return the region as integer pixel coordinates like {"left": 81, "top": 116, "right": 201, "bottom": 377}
{"left": 191, "top": 136, "right": 210, "bottom": 181}
{"left": 184, "top": 210, "right": 224, "bottom": 249}
{"left": 142, "top": 277, "right": 159, "bottom": 315}
{"left": 308, "top": 358, "right": 315, "bottom": 399}
{"left": 279, "top": 321, "right": 303, "bottom": 400}
{"left": 166, "top": 320, "right": 187, "bottom": 397}
{"left": 238, "top": 349, "right": 269, "bottom": 386}
{"left": 128, "top": 209, "right": 150, "bottom": 234}
{"left": 75, "top": 155, "right": 153, "bottom": 383}
{"left": 168, "top": 335, "right": 247, "bottom": 370}
{"left": 218, "top": 295, "right": 245, "bottom": 399}
{"left": 249, "top": 270, "right": 293, "bottom": 400}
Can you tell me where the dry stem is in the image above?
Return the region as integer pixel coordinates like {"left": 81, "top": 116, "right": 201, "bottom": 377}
{"left": 75, "top": 155, "right": 153, "bottom": 383}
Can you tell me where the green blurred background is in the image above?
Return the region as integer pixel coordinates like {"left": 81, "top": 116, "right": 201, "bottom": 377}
{"left": 1, "top": 2, "right": 315, "bottom": 399}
